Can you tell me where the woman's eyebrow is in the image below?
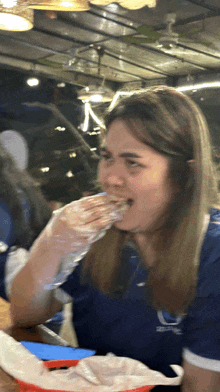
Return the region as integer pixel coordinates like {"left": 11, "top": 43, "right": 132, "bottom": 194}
{"left": 100, "top": 146, "right": 142, "bottom": 159}
{"left": 119, "top": 152, "right": 142, "bottom": 159}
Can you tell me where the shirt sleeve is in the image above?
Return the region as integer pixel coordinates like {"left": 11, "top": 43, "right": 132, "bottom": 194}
{"left": 183, "top": 293, "right": 220, "bottom": 372}
{"left": 182, "top": 230, "right": 220, "bottom": 372}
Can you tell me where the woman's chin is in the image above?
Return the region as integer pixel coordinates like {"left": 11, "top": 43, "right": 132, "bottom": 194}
{"left": 113, "top": 219, "right": 134, "bottom": 232}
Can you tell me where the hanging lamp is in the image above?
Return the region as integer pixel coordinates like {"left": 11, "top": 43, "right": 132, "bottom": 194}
{"left": 0, "top": 0, "right": 33, "bottom": 31}
{"left": 90, "top": 0, "right": 156, "bottom": 9}
{"left": 77, "top": 85, "right": 114, "bottom": 104}
{"left": 28, "top": 0, "right": 89, "bottom": 11}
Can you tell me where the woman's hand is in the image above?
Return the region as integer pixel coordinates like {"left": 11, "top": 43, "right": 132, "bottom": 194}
{"left": 44, "top": 193, "right": 127, "bottom": 256}
{"left": 10, "top": 193, "right": 127, "bottom": 327}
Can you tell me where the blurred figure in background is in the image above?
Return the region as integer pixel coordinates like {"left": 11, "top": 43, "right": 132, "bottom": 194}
{"left": 0, "top": 130, "right": 66, "bottom": 333}
{"left": 0, "top": 130, "right": 52, "bottom": 299}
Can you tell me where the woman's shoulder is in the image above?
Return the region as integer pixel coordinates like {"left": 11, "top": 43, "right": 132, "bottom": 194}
{"left": 202, "top": 208, "right": 220, "bottom": 250}
{"left": 207, "top": 207, "right": 220, "bottom": 230}
{"left": 202, "top": 207, "right": 220, "bottom": 243}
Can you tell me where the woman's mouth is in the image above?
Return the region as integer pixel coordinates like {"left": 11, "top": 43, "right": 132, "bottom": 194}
{"left": 127, "top": 198, "right": 133, "bottom": 207}
{"left": 107, "top": 196, "right": 134, "bottom": 222}
{"left": 107, "top": 194, "right": 134, "bottom": 208}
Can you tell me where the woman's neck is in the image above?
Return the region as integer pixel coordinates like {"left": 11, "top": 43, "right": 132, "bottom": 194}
{"left": 134, "top": 233, "right": 157, "bottom": 267}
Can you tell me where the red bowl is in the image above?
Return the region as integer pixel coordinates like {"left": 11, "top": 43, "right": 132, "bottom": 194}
{"left": 16, "top": 359, "right": 154, "bottom": 392}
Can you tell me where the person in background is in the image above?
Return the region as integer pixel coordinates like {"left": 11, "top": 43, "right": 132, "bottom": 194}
{"left": 11, "top": 87, "right": 220, "bottom": 391}
{"left": 0, "top": 131, "right": 52, "bottom": 299}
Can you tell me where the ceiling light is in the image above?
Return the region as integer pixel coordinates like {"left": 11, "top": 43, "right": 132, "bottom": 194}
{"left": 57, "top": 82, "right": 66, "bottom": 88}
{"left": 66, "top": 170, "right": 74, "bottom": 177}
{"left": 29, "top": 0, "right": 156, "bottom": 11}
{"left": 40, "top": 167, "right": 50, "bottom": 172}
{"left": 69, "top": 152, "right": 76, "bottom": 158}
{"left": 90, "top": 0, "right": 156, "bottom": 9}
{"left": 55, "top": 126, "right": 66, "bottom": 131}
{"left": 90, "top": 94, "right": 103, "bottom": 103}
{"left": 0, "top": 0, "right": 33, "bottom": 31}
{"left": 28, "top": 0, "right": 89, "bottom": 10}
{"left": 176, "top": 81, "right": 220, "bottom": 92}
{"left": 26, "top": 77, "right": 40, "bottom": 87}
{"left": 77, "top": 85, "right": 114, "bottom": 103}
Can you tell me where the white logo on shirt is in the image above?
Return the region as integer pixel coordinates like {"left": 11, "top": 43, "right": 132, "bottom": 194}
{"left": 156, "top": 311, "right": 183, "bottom": 335}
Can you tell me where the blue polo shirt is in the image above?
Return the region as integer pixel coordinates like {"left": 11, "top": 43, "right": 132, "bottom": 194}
{"left": 56, "top": 209, "right": 220, "bottom": 389}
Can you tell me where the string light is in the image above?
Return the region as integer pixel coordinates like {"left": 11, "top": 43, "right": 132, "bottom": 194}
{"left": 88, "top": 131, "right": 101, "bottom": 135}
{"left": 82, "top": 101, "right": 90, "bottom": 132}
{"left": 66, "top": 170, "right": 74, "bottom": 177}
{"left": 109, "top": 91, "right": 134, "bottom": 110}
{"left": 89, "top": 106, "right": 105, "bottom": 129}
{"left": 40, "top": 167, "right": 50, "bottom": 172}
{"left": 81, "top": 101, "right": 106, "bottom": 132}
{"left": 55, "top": 126, "right": 66, "bottom": 131}
{"left": 69, "top": 152, "right": 77, "bottom": 158}
{"left": 26, "top": 77, "right": 40, "bottom": 87}
{"left": 57, "top": 82, "right": 66, "bottom": 88}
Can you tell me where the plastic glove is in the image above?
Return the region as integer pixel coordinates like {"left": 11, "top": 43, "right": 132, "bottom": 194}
{"left": 27, "top": 193, "right": 127, "bottom": 291}
{"left": 44, "top": 192, "right": 127, "bottom": 257}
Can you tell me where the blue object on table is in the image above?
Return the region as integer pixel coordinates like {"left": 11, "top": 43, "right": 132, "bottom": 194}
{"left": 20, "top": 341, "right": 96, "bottom": 361}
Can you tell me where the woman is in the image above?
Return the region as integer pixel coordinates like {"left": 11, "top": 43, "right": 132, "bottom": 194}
{"left": 11, "top": 87, "right": 220, "bottom": 391}
{"left": 0, "top": 135, "right": 52, "bottom": 298}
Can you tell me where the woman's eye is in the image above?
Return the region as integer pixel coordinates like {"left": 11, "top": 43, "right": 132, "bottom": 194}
{"left": 100, "top": 153, "right": 112, "bottom": 161}
{"left": 126, "top": 159, "right": 140, "bottom": 168}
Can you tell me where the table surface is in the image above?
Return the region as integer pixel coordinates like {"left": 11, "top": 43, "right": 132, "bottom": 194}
{"left": 0, "top": 324, "right": 68, "bottom": 392}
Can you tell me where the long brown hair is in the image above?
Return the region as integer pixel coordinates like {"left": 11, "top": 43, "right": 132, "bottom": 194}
{"left": 0, "top": 139, "right": 52, "bottom": 248}
{"left": 82, "top": 86, "right": 219, "bottom": 314}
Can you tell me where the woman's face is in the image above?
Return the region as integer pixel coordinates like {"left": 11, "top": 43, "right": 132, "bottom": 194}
{"left": 98, "top": 119, "right": 177, "bottom": 234}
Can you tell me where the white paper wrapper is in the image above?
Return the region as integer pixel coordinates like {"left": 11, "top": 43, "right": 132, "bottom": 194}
{"left": 0, "top": 331, "right": 183, "bottom": 391}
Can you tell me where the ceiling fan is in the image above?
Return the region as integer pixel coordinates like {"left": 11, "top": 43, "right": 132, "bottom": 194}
{"left": 122, "top": 13, "right": 212, "bottom": 51}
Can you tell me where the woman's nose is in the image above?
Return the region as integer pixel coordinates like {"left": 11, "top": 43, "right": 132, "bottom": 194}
{"left": 98, "top": 160, "right": 125, "bottom": 188}
{"left": 105, "top": 174, "right": 125, "bottom": 187}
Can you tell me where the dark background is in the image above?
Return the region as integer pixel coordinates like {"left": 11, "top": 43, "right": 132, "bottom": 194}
{"left": 1, "top": 0, "right": 220, "bottom": 202}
